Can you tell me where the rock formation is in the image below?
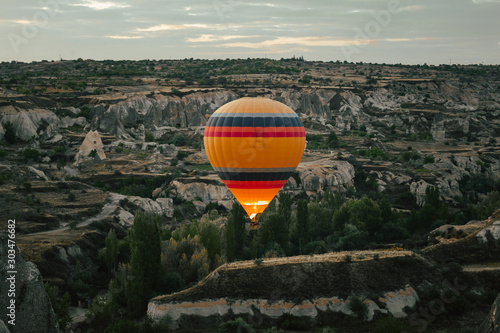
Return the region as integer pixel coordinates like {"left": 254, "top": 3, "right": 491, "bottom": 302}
{"left": 74, "top": 130, "right": 106, "bottom": 165}
{"left": 478, "top": 292, "right": 500, "bottom": 333}
{"left": 0, "top": 233, "right": 59, "bottom": 333}
{"left": 149, "top": 251, "right": 434, "bottom": 330}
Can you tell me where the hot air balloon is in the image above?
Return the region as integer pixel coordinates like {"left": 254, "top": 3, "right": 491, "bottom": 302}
{"left": 204, "top": 97, "right": 306, "bottom": 230}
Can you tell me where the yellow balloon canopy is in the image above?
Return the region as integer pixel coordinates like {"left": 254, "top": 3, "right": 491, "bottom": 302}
{"left": 203, "top": 97, "right": 306, "bottom": 230}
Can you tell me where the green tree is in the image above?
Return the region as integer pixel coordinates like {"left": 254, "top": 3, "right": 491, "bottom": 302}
{"left": 105, "top": 229, "right": 119, "bottom": 272}
{"left": 225, "top": 202, "right": 247, "bottom": 261}
{"left": 327, "top": 131, "right": 339, "bottom": 148}
{"left": 259, "top": 213, "right": 287, "bottom": 249}
{"left": 126, "top": 211, "right": 161, "bottom": 316}
{"left": 200, "top": 223, "right": 222, "bottom": 268}
{"left": 44, "top": 282, "right": 71, "bottom": 330}
{"left": 3, "top": 122, "right": 16, "bottom": 144}
{"left": 88, "top": 149, "right": 97, "bottom": 158}
{"left": 22, "top": 148, "right": 40, "bottom": 162}
{"left": 278, "top": 191, "right": 292, "bottom": 229}
{"left": 296, "top": 199, "right": 309, "bottom": 252}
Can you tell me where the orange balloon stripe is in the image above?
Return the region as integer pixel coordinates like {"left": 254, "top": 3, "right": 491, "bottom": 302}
{"left": 204, "top": 126, "right": 305, "bottom": 137}
{"left": 203, "top": 136, "right": 305, "bottom": 169}
{"left": 223, "top": 180, "right": 288, "bottom": 189}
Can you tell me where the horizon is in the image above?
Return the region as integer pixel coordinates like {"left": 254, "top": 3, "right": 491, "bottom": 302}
{"left": 1, "top": 0, "right": 500, "bottom": 65}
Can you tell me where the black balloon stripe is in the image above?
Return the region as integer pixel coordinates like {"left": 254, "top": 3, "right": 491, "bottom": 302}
{"left": 216, "top": 171, "right": 293, "bottom": 182}
{"left": 207, "top": 116, "right": 304, "bottom": 128}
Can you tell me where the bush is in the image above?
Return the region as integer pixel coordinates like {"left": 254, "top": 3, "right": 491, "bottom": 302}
{"left": 219, "top": 317, "right": 255, "bottom": 333}
{"left": 23, "top": 148, "right": 40, "bottom": 162}
{"left": 348, "top": 296, "right": 368, "bottom": 321}
{"left": 176, "top": 151, "right": 189, "bottom": 160}
{"left": 169, "top": 132, "right": 187, "bottom": 146}
{"left": 88, "top": 149, "right": 97, "bottom": 158}
{"left": 68, "top": 193, "right": 76, "bottom": 202}
{"left": 3, "top": 122, "right": 16, "bottom": 144}
{"left": 424, "top": 155, "right": 435, "bottom": 164}
{"left": 373, "top": 316, "right": 410, "bottom": 333}
{"left": 145, "top": 131, "right": 155, "bottom": 142}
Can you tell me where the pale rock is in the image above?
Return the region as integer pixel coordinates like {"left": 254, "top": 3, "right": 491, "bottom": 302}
{"left": 297, "top": 160, "right": 355, "bottom": 194}
{"left": 74, "top": 130, "right": 106, "bottom": 165}
{"left": 156, "top": 144, "right": 178, "bottom": 157}
{"left": 152, "top": 187, "right": 163, "bottom": 199}
{"left": 169, "top": 180, "right": 234, "bottom": 205}
{"left": 476, "top": 220, "right": 500, "bottom": 243}
{"left": 27, "top": 166, "right": 49, "bottom": 181}
{"left": 192, "top": 200, "right": 207, "bottom": 215}
{"left": 410, "top": 180, "right": 431, "bottom": 206}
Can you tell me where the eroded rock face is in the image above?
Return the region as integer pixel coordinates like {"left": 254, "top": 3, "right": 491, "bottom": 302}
{"left": 0, "top": 233, "right": 59, "bottom": 333}
{"left": 149, "top": 287, "right": 418, "bottom": 330}
{"left": 478, "top": 292, "right": 500, "bottom": 333}
{"left": 293, "top": 160, "right": 355, "bottom": 194}
{"left": 105, "top": 193, "right": 174, "bottom": 226}
{"left": 74, "top": 130, "right": 106, "bottom": 165}
{"left": 149, "top": 251, "right": 434, "bottom": 330}
{"left": 168, "top": 180, "right": 234, "bottom": 207}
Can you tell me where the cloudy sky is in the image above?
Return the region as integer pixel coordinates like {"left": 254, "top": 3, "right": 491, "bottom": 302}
{"left": 1, "top": 0, "right": 499, "bottom": 64}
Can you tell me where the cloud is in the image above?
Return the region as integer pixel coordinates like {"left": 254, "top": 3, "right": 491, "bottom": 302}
{"left": 187, "top": 34, "right": 253, "bottom": 42}
{"left": 399, "top": 5, "right": 425, "bottom": 12}
{"left": 71, "top": 0, "right": 130, "bottom": 10}
{"left": 222, "top": 36, "right": 376, "bottom": 49}
{"left": 106, "top": 35, "right": 143, "bottom": 39}
{"left": 10, "top": 19, "right": 35, "bottom": 25}
{"left": 385, "top": 37, "right": 434, "bottom": 42}
{"left": 221, "top": 36, "right": 435, "bottom": 49}
{"left": 136, "top": 23, "right": 210, "bottom": 32}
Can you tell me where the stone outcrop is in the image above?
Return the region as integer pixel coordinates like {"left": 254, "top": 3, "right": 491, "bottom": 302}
{"left": 0, "top": 233, "right": 59, "bottom": 333}
{"left": 101, "top": 193, "right": 174, "bottom": 227}
{"left": 478, "top": 292, "right": 500, "bottom": 333}
{"left": 74, "top": 130, "right": 106, "bottom": 165}
{"left": 285, "top": 159, "right": 355, "bottom": 195}
{"left": 168, "top": 180, "right": 234, "bottom": 209}
{"left": 149, "top": 251, "right": 435, "bottom": 330}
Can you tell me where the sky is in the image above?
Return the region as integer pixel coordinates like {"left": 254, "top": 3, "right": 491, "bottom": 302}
{"left": 1, "top": 0, "right": 499, "bottom": 65}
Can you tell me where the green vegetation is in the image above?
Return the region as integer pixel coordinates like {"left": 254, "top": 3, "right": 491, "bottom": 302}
{"left": 3, "top": 122, "right": 16, "bottom": 144}
{"left": 127, "top": 211, "right": 161, "bottom": 316}
{"left": 91, "top": 174, "right": 172, "bottom": 198}
{"left": 22, "top": 148, "right": 40, "bottom": 162}
{"left": 306, "top": 132, "right": 343, "bottom": 149}
{"left": 44, "top": 282, "right": 71, "bottom": 331}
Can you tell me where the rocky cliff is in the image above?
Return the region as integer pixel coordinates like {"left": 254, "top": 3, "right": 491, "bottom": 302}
{"left": 148, "top": 250, "right": 434, "bottom": 330}
{"left": 479, "top": 292, "right": 500, "bottom": 333}
{"left": 0, "top": 232, "right": 59, "bottom": 333}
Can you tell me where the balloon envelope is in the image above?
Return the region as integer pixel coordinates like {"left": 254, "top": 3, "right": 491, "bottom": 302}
{"left": 204, "top": 97, "right": 306, "bottom": 229}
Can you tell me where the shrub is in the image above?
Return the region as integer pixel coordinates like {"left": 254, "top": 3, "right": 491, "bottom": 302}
{"left": 88, "top": 149, "right": 97, "bottom": 158}
{"left": 23, "top": 148, "right": 40, "bottom": 162}
{"left": 68, "top": 193, "right": 76, "bottom": 201}
{"left": 373, "top": 316, "right": 410, "bottom": 333}
{"left": 169, "top": 132, "right": 187, "bottom": 146}
{"left": 176, "top": 151, "right": 189, "bottom": 160}
{"left": 23, "top": 181, "right": 32, "bottom": 192}
{"left": 145, "top": 131, "right": 155, "bottom": 142}
{"left": 219, "top": 318, "right": 255, "bottom": 333}
{"left": 424, "top": 155, "right": 435, "bottom": 164}
{"left": 348, "top": 296, "right": 368, "bottom": 321}
{"left": 3, "top": 122, "right": 17, "bottom": 144}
